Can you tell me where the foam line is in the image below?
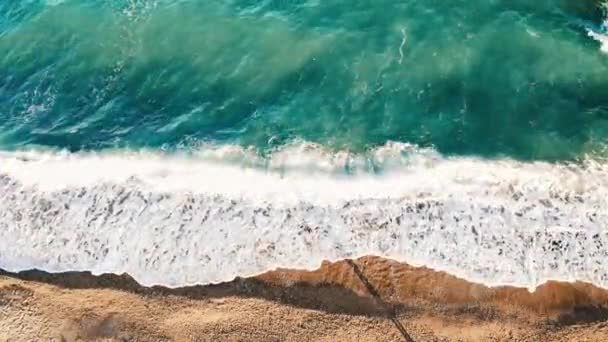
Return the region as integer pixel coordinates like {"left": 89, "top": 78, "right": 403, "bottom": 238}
{"left": 1, "top": 142, "right": 607, "bottom": 289}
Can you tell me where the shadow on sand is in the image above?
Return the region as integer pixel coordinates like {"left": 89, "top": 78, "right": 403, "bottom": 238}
{"left": 2, "top": 257, "right": 608, "bottom": 331}
{"left": 0, "top": 263, "right": 390, "bottom": 317}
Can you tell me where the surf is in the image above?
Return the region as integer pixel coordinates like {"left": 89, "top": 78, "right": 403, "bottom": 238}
{"left": 1, "top": 143, "right": 608, "bottom": 289}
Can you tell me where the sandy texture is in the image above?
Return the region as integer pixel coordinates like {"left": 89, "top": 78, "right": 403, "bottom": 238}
{"left": 1, "top": 257, "right": 608, "bottom": 341}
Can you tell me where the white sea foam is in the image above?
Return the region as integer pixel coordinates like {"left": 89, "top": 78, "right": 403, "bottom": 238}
{"left": 588, "top": 4, "right": 608, "bottom": 54}
{"left": 588, "top": 30, "right": 608, "bottom": 54}
{"left": 1, "top": 142, "right": 608, "bottom": 290}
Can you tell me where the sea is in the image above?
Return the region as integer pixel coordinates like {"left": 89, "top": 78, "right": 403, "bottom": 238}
{"left": 1, "top": 0, "right": 608, "bottom": 289}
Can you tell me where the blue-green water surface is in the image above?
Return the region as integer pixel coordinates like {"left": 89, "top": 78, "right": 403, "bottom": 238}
{"left": 1, "top": 0, "right": 608, "bottom": 160}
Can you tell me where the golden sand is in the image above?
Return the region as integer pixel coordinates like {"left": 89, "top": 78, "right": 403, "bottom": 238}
{"left": 1, "top": 257, "right": 607, "bottom": 341}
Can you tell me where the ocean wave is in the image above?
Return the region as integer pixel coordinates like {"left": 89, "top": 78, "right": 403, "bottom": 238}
{"left": 2, "top": 0, "right": 608, "bottom": 159}
{"left": 588, "top": 4, "right": 608, "bottom": 53}
{"left": 1, "top": 142, "right": 608, "bottom": 290}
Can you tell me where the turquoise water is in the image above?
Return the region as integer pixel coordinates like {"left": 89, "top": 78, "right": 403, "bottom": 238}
{"left": 4, "top": 0, "right": 608, "bottom": 288}
{"left": 1, "top": 0, "right": 608, "bottom": 159}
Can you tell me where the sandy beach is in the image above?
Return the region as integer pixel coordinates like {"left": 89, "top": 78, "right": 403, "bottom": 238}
{"left": 1, "top": 256, "right": 607, "bottom": 341}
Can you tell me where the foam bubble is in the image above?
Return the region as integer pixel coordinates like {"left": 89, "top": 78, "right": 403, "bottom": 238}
{"left": 1, "top": 143, "right": 608, "bottom": 289}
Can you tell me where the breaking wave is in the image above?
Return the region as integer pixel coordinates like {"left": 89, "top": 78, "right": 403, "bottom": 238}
{"left": 1, "top": 142, "right": 607, "bottom": 289}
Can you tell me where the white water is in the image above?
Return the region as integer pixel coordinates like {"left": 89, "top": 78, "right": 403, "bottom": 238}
{"left": 588, "top": 5, "right": 608, "bottom": 54}
{"left": 1, "top": 142, "right": 608, "bottom": 290}
{"left": 588, "top": 30, "right": 608, "bottom": 54}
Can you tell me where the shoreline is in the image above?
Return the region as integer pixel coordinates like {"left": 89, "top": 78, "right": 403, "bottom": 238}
{"left": 2, "top": 256, "right": 607, "bottom": 341}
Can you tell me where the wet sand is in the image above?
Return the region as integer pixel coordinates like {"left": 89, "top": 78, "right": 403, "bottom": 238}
{"left": 1, "top": 256, "right": 607, "bottom": 341}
